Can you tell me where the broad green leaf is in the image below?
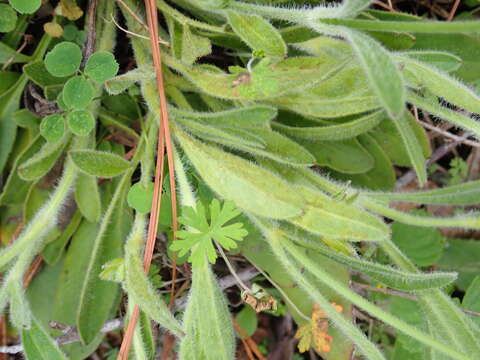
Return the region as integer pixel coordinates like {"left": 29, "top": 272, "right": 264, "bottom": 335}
{"left": 179, "top": 260, "right": 235, "bottom": 359}
{"left": 172, "top": 105, "right": 277, "bottom": 128}
{"left": 84, "top": 51, "right": 119, "bottom": 83}
{"left": 390, "top": 111, "right": 427, "bottom": 185}
{"left": 127, "top": 182, "right": 154, "bottom": 214}
{"left": 0, "top": 136, "right": 43, "bottom": 205}
{"left": 8, "top": 0, "right": 40, "bottom": 13}
{"left": 391, "top": 211, "right": 444, "bottom": 267}
{"left": 167, "top": 54, "right": 347, "bottom": 100}
{"left": 22, "top": 317, "right": 68, "bottom": 360}
{"left": 368, "top": 180, "right": 480, "bottom": 205}
{"left": 401, "top": 51, "right": 462, "bottom": 72}
{"left": 462, "top": 276, "right": 480, "bottom": 328}
{"left": 298, "top": 137, "right": 374, "bottom": 174}
{"left": 286, "top": 224, "right": 456, "bottom": 292}
{"left": 342, "top": 29, "right": 405, "bottom": 119}
{"left": 332, "top": 134, "right": 395, "bottom": 190}
{"left": 369, "top": 115, "right": 430, "bottom": 167}
{"left": 62, "top": 76, "right": 94, "bottom": 109}
{"left": 273, "top": 110, "right": 383, "bottom": 141}
{"left": 18, "top": 137, "right": 67, "bottom": 181}
{"left": 235, "top": 306, "right": 257, "bottom": 338}
{"left": 408, "top": 92, "right": 480, "bottom": 138}
{"left": 75, "top": 172, "right": 101, "bottom": 222}
{"left": 124, "top": 215, "right": 183, "bottom": 337}
{"left": 23, "top": 60, "right": 70, "bottom": 87}
{"left": 181, "top": 25, "right": 212, "bottom": 65}
{"left": 0, "top": 4, "right": 17, "bottom": 32}
{"left": 227, "top": 10, "right": 287, "bottom": 58}
{"left": 0, "top": 42, "right": 31, "bottom": 64}
{"left": 176, "top": 129, "right": 304, "bottom": 219}
{"left": 403, "top": 57, "right": 480, "bottom": 114}
{"left": 40, "top": 114, "right": 65, "bottom": 142}
{"left": 44, "top": 41, "right": 82, "bottom": 77}
{"left": 105, "top": 66, "right": 154, "bottom": 95}
{"left": 43, "top": 210, "right": 82, "bottom": 265}
{"left": 70, "top": 150, "right": 131, "bottom": 178}
{"left": 67, "top": 109, "right": 95, "bottom": 136}
{"left": 77, "top": 173, "right": 132, "bottom": 344}
{"left": 289, "top": 185, "right": 389, "bottom": 242}
{"left": 0, "top": 71, "right": 19, "bottom": 94}
{"left": 437, "top": 238, "right": 480, "bottom": 291}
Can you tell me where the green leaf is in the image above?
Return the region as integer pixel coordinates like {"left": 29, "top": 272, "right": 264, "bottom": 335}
{"left": 286, "top": 224, "right": 456, "bottom": 292}
{"left": 342, "top": 29, "right": 406, "bottom": 119}
{"left": 99, "top": 258, "right": 125, "bottom": 283}
{"left": 401, "top": 51, "right": 462, "bottom": 72}
{"left": 70, "top": 150, "right": 131, "bottom": 178}
{"left": 179, "top": 260, "right": 235, "bottom": 359}
{"left": 124, "top": 216, "right": 184, "bottom": 337}
{"left": 0, "top": 4, "right": 17, "bottom": 33}
{"left": 127, "top": 182, "right": 154, "bottom": 214}
{"left": 391, "top": 211, "right": 444, "bottom": 267}
{"left": 390, "top": 111, "right": 427, "bottom": 185}
{"left": 438, "top": 238, "right": 480, "bottom": 291}
{"left": 403, "top": 57, "right": 480, "bottom": 115}
{"left": 62, "top": 76, "right": 94, "bottom": 110}
{"left": 84, "top": 51, "right": 119, "bottom": 83}
{"left": 17, "top": 137, "right": 67, "bottom": 181}
{"left": 168, "top": 55, "right": 346, "bottom": 101}
{"left": 227, "top": 10, "right": 287, "bottom": 58}
{"left": 408, "top": 92, "right": 480, "bottom": 138}
{"left": 44, "top": 41, "right": 82, "bottom": 77}
{"left": 24, "top": 60, "right": 70, "bottom": 87}
{"left": 176, "top": 129, "right": 304, "bottom": 219}
{"left": 236, "top": 306, "right": 258, "bottom": 338}
{"left": 0, "top": 42, "right": 31, "bottom": 64}
{"left": 181, "top": 25, "right": 212, "bottom": 65}
{"left": 289, "top": 185, "right": 390, "bottom": 242}
{"left": 77, "top": 173, "right": 133, "bottom": 344}
{"left": 67, "top": 109, "right": 95, "bottom": 136}
{"left": 171, "top": 199, "right": 248, "bottom": 267}
{"left": 40, "top": 114, "right": 65, "bottom": 142}
{"left": 22, "top": 317, "right": 68, "bottom": 360}
{"left": 368, "top": 180, "right": 480, "bottom": 205}
{"left": 75, "top": 172, "right": 101, "bottom": 222}
{"left": 273, "top": 110, "right": 384, "bottom": 141}
{"left": 332, "top": 134, "right": 395, "bottom": 190}
{"left": 298, "top": 137, "right": 374, "bottom": 174}
{"left": 462, "top": 276, "right": 480, "bottom": 328}
{"left": 9, "top": 0, "right": 41, "bottom": 14}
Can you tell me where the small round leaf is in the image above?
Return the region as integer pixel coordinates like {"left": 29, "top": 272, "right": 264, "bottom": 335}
{"left": 62, "top": 24, "right": 78, "bottom": 41}
{"left": 44, "top": 41, "right": 81, "bottom": 77}
{"left": 56, "top": 91, "right": 68, "bottom": 111}
{"left": 43, "top": 22, "right": 63, "bottom": 38}
{"left": 9, "top": 0, "right": 41, "bottom": 14}
{"left": 0, "top": 4, "right": 17, "bottom": 33}
{"left": 40, "top": 114, "right": 65, "bottom": 142}
{"left": 63, "top": 76, "right": 94, "bottom": 109}
{"left": 127, "top": 182, "right": 154, "bottom": 213}
{"left": 84, "top": 51, "right": 119, "bottom": 83}
{"left": 67, "top": 109, "right": 95, "bottom": 136}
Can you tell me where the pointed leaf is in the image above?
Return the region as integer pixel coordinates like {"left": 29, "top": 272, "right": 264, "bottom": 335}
{"left": 70, "top": 150, "right": 131, "bottom": 178}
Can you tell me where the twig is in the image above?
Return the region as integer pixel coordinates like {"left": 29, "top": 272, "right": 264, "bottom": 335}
{"left": 0, "top": 319, "right": 123, "bottom": 354}
{"left": 215, "top": 242, "right": 251, "bottom": 292}
{"left": 82, "top": 0, "right": 98, "bottom": 67}
{"left": 447, "top": 0, "right": 461, "bottom": 21}
{"left": 1, "top": 35, "right": 32, "bottom": 71}
{"left": 419, "top": 121, "right": 480, "bottom": 148}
